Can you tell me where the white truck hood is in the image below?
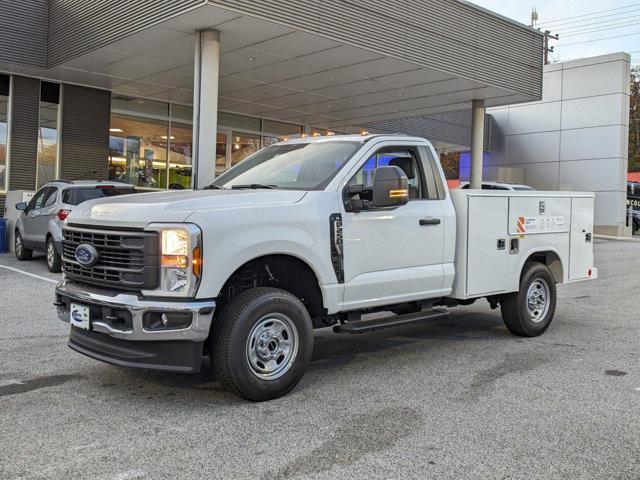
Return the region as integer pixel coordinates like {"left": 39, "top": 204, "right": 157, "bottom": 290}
{"left": 68, "top": 189, "right": 308, "bottom": 228}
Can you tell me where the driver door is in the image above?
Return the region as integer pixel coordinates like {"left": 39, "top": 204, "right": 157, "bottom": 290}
{"left": 340, "top": 144, "right": 446, "bottom": 311}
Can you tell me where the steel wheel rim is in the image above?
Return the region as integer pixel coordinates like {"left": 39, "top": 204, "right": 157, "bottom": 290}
{"left": 16, "top": 235, "right": 23, "bottom": 256}
{"left": 246, "top": 314, "right": 299, "bottom": 380}
{"left": 47, "top": 242, "right": 55, "bottom": 267}
{"left": 526, "top": 278, "right": 550, "bottom": 323}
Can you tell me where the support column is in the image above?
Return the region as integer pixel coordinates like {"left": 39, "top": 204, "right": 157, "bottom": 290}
{"left": 469, "top": 99, "right": 485, "bottom": 190}
{"left": 192, "top": 29, "right": 220, "bottom": 190}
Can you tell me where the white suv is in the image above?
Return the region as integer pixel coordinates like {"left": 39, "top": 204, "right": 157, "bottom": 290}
{"left": 14, "top": 180, "right": 135, "bottom": 272}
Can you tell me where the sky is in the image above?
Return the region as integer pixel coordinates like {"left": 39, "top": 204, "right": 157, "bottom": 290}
{"left": 470, "top": 0, "right": 640, "bottom": 67}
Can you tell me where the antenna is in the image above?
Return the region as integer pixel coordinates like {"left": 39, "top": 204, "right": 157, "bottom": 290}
{"left": 530, "top": 7, "right": 539, "bottom": 27}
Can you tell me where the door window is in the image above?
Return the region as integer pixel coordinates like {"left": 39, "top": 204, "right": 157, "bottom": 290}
{"left": 43, "top": 187, "right": 58, "bottom": 207}
{"left": 348, "top": 148, "right": 424, "bottom": 201}
{"left": 27, "top": 187, "right": 50, "bottom": 211}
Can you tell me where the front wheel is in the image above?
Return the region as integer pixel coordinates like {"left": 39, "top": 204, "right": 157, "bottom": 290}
{"left": 500, "top": 262, "right": 557, "bottom": 337}
{"left": 211, "top": 287, "right": 314, "bottom": 401}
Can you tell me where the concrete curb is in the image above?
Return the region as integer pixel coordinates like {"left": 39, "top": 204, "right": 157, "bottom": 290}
{"left": 594, "top": 234, "right": 640, "bottom": 243}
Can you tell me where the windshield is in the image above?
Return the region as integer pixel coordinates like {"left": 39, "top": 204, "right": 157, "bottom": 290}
{"left": 210, "top": 141, "right": 360, "bottom": 190}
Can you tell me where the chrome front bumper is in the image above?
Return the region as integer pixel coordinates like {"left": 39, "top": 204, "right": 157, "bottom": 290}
{"left": 55, "top": 280, "right": 215, "bottom": 342}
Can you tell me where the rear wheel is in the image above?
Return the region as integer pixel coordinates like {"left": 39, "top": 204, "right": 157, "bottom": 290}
{"left": 501, "top": 262, "right": 557, "bottom": 337}
{"left": 46, "top": 237, "right": 62, "bottom": 273}
{"left": 211, "top": 287, "right": 314, "bottom": 401}
{"left": 15, "top": 231, "right": 33, "bottom": 261}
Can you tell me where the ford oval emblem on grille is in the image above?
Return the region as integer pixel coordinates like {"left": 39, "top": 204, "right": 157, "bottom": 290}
{"left": 75, "top": 244, "right": 99, "bottom": 268}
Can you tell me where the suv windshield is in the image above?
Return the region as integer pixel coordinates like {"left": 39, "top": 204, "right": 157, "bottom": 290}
{"left": 210, "top": 141, "right": 360, "bottom": 190}
{"left": 62, "top": 186, "right": 136, "bottom": 206}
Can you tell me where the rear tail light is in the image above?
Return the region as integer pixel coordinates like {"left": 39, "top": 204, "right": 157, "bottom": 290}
{"left": 57, "top": 209, "right": 71, "bottom": 221}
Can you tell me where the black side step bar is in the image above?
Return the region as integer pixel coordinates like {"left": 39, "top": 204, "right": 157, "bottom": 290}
{"left": 333, "top": 308, "right": 449, "bottom": 334}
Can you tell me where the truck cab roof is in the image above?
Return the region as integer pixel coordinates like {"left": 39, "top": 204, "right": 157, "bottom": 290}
{"left": 277, "top": 134, "right": 432, "bottom": 146}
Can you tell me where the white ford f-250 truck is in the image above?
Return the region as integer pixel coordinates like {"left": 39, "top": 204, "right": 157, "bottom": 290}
{"left": 55, "top": 134, "right": 597, "bottom": 401}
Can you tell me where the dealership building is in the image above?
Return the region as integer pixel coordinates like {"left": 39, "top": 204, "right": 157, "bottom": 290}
{"left": 28, "top": 4, "right": 634, "bottom": 230}
{"left": 0, "top": 0, "right": 545, "bottom": 206}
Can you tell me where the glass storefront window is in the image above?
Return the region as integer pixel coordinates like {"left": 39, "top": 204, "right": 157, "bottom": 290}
{"left": 310, "top": 127, "right": 329, "bottom": 137}
{"left": 219, "top": 112, "right": 261, "bottom": 132}
{"left": 168, "top": 122, "right": 192, "bottom": 189}
{"left": 262, "top": 119, "right": 302, "bottom": 138}
{"left": 111, "top": 96, "right": 169, "bottom": 117}
{"left": 172, "top": 104, "right": 193, "bottom": 123}
{"left": 36, "top": 82, "right": 61, "bottom": 189}
{"left": 0, "top": 74, "right": 8, "bottom": 192}
{"left": 231, "top": 132, "right": 260, "bottom": 167}
{"left": 108, "top": 114, "right": 168, "bottom": 188}
{"left": 216, "top": 133, "right": 227, "bottom": 176}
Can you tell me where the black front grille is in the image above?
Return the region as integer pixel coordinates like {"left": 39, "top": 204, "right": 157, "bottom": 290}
{"left": 62, "top": 225, "right": 159, "bottom": 291}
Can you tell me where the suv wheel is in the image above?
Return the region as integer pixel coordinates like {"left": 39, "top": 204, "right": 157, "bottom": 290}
{"left": 46, "top": 237, "right": 62, "bottom": 273}
{"left": 211, "top": 287, "right": 314, "bottom": 401}
{"left": 500, "top": 262, "right": 557, "bottom": 337}
{"left": 15, "top": 232, "right": 33, "bottom": 261}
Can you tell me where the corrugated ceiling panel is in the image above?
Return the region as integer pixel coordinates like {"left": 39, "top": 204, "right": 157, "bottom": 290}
{"left": 209, "top": 0, "right": 543, "bottom": 99}
{"left": 0, "top": 0, "right": 48, "bottom": 67}
{"left": 47, "top": 0, "right": 205, "bottom": 67}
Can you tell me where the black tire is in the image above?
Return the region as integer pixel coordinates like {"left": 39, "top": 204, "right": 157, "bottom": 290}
{"left": 211, "top": 287, "right": 314, "bottom": 401}
{"left": 500, "top": 262, "right": 557, "bottom": 337}
{"left": 46, "top": 237, "right": 62, "bottom": 273}
{"left": 15, "top": 231, "right": 33, "bottom": 261}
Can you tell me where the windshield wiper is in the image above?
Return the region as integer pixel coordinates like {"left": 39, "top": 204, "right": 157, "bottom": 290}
{"left": 203, "top": 184, "right": 225, "bottom": 190}
{"left": 231, "top": 184, "right": 278, "bottom": 190}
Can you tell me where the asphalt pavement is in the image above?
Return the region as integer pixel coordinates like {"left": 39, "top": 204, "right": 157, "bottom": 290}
{"left": 1, "top": 240, "right": 640, "bottom": 479}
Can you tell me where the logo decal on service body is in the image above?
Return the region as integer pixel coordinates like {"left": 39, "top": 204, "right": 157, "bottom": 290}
{"left": 74, "top": 244, "right": 100, "bottom": 268}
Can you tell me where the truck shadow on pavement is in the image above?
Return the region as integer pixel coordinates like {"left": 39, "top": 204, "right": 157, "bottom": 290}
{"left": 114, "top": 309, "right": 509, "bottom": 403}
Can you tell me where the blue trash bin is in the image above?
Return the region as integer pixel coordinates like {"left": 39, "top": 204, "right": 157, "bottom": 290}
{"left": 0, "top": 218, "right": 6, "bottom": 254}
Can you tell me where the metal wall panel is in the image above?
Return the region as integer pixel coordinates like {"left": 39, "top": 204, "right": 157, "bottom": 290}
{"left": 9, "top": 76, "right": 40, "bottom": 191}
{"left": 209, "top": 0, "right": 543, "bottom": 98}
{"left": 60, "top": 85, "right": 111, "bottom": 181}
{"left": 47, "top": 0, "right": 205, "bottom": 67}
{"left": 0, "top": 0, "right": 48, "bottom": 67}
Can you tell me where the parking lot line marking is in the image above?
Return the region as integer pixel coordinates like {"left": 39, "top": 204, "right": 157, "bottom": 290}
{"left": 0, "top": 265, "right": 58, "bottom": 284}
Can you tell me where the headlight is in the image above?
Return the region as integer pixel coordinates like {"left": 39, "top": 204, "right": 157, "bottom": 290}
{"left": 144, "top": 224, "right": 202, "bottom": 298}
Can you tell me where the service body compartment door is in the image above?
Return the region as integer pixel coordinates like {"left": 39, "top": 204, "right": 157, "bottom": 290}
{"left": 508, "top": 197, "right": 571, "bottom": 236}
{"left": 569, "top": 197, "right": 594, "bottom": 280}
{"left": 466, "top": 196, "right": 509, "bottom": 296}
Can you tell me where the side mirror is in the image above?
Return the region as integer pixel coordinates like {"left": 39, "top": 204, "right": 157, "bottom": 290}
{"left": 15, "top": 202, "right": 28, "bottom": 212}
{"left": 372, "top": 166, "right": 409, "bottom": 208}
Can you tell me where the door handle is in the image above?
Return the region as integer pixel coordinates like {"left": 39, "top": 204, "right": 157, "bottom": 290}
{"left": 419, "top": 218, "right": 441, "bottom": 226}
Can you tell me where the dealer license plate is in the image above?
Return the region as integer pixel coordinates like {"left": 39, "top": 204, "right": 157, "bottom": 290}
{"left": 70, "top": 303, "right": 90, "bottom": 330}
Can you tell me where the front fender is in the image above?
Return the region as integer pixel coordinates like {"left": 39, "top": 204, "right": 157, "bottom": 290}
{"left": 197, "top": 225, "right": 337, "bottom": 300}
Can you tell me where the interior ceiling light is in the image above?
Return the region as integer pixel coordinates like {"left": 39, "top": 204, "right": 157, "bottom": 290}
{"left": 109, "top": 128, "right": 124, "bottom": 133}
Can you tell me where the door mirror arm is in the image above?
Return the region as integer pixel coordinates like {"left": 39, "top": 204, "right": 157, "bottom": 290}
{"left": 345, "top": 184, "right": 373, "bottom": 212}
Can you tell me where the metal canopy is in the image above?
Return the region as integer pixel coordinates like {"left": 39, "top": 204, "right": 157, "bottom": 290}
{"left": 1, "top": 1, "right": 543, "bottom": 147}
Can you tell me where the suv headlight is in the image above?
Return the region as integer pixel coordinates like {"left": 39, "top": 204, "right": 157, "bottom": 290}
{"left": 144, "top": 223, "right": 202, "bottom": 298}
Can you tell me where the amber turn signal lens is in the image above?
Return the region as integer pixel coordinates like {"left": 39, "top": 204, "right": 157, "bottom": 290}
{"left": 161, "top": 255, "right": 189, "bottom": 269}
{"left": 192, "top": 247, "right": 202, "bottom": 277}
{"left": 389, "top": 189, "right": 408, "bottom": 198}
